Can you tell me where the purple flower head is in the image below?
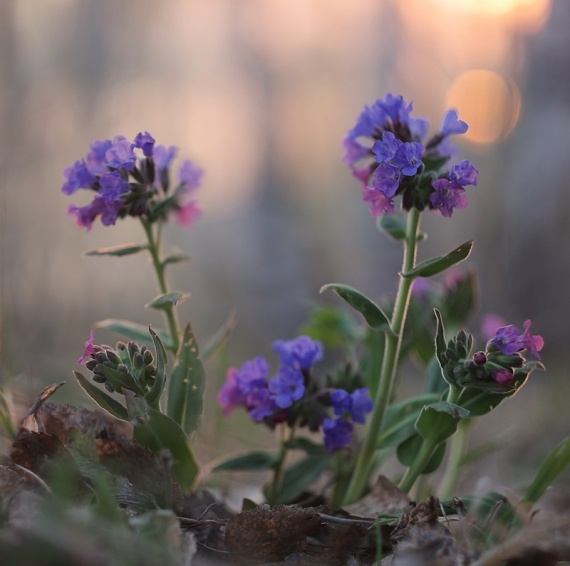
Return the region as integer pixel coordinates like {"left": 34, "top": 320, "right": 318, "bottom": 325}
{"left": 153, "top": 145, "right": 179, "bottom": 170}
{"left": 440, "top": 109, "right": 468, "bottom": 136}
{"left": 68, "top": 195, "right": 123, "bottom": 230}
{"left": 179, "top": 159, "right": 203, "bottom": 192}
{"left": 449, "top": 160, "right": 478, "bottom": 187}
{"left": 361, "top": 186, "right": 394, "bottom": 216}
{"left": 429, "top": 178, "right": 467, "bottom": 217}
{"left": 247, "top": 387, "right": 277, "bottom": 422}
{"left": 330, "top": 389, "right": 351, "bottom": 416}
{"left": 268, "top": 366, "right": 305, "bottom": 409}
{"left": 105, "top": 136, "right": 135, "bottom": 171}
{"left": 86, "top": 139, "right": 113, "bottom": 175}
{"left": 98, "top": 171, "right": 130, "bottom": 202}
{"left": 62, "top": 160, "right": 96, "bottom": 195}
{"left": 330, "top": 388, "right": 373, "bottom": 424}
{"left": 378, "top": 93, "right": 413, "bottom": 124}
{"left": 272, "top": 335, "right": 323, "bottom": 371}
{"left": 492, "top": 319, "right": 544, "bottom": 359}
{"left": 348, "top": 388, "right": 373, "bottom": 424}
{"left": 371, "top": 162, "right": 402, "bottom": 198}
{"left": 372, "top": 131, "right": 401, "bottom": 163}
{"left": 217, "top": 368, "right": 244, "bottom": 416}
{"left": 133, "top": 131, "right": 156, "bottom": 157}
{"left": 77, "top": 330, "right": 96, "bottom": 364}
{"left": 323, "top": 417, "right": 353, "bottom": 453}
{"left": 342, "top": 137, "right": 370, "bottom": 168}
{"left": 393, "top": 141, "right": 425, "bottom": 176}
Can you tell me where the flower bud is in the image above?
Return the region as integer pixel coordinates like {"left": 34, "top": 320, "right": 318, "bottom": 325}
{"left": 473, "top": 351, "right": 486, "bottom": 365}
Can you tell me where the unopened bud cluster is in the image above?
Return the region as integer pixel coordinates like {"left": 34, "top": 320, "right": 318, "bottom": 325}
{"left": 84, "top": 341, "right": 156, "bottom": 395}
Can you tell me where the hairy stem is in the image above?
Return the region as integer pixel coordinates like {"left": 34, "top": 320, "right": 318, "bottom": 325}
{"left": 343, "top": 207, "right": 421, "bottom": 504}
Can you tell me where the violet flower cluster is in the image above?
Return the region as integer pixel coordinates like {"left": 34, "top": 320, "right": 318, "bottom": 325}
{"left": 343, "top": 93, "right": 478, "bottom": 217}
{"left": 440, "top": 319, "right": 544, "bottom": 391}
{"left": 62, "top": 132, "right": 202, "bottom": 230}
{"left": 217, "top": 335, "right": 373, "bottom": 452}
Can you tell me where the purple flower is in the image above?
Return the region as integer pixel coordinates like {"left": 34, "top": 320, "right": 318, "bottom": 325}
{"left": 179, "top": 159, "right": 203, "bottom": 192}
{"left": 393, "top": 142, "right": 424, "bottom": 176}
{"left": 153, "top": 145, "right": 178, "bottom": 170}
{"left": 342, "top": 137, "right": 371, "bottom": 168}
{"left": 68, "top": 196, "right": 123, "bottom": 230}
{"left": 492, "top": 320, "right": 544, "bottom": 359}
{"left": 77, "top": 330, "right": 96, "bottom": 364}
{"left": 361, "top": 186, "right": 394, "bottom": 216}
{"left": 372, "top": 132, "right": 401, "bottom": 163}
{"left": 371, "top": 163, "right": 402, "bottom": 198}
{"left": 430, "top": 178, "right": 467, "bottom": 217}
{"left": 480, "top": 313, "right": 507, "bottom": 341}
{"left": 330, "top": 388, "right": 373, "bottom": 424}
{"left": 268, "top": 366, "right": 305, "bottom": 408}
{"left": 98, "top": 171, "right": 130, "bottom": 202}
{"left": 272, "top": 336, "right": 323, "bottom": 371}
{"left": 86, "top": 139, "right": 112, "bottom": 175}
{"left": 133, "top": 131, "right": 156, "bottom": 157}
{"left": 323, "top": 417, "right": 353, "bottom": 452}
{"left": 440, "top": 109, "right": 468, "bottom": 136}
{"left": 217, "top": 368, "right": 244, "bottom": 416}
{"left": 247, "top": 387, "right": 277, "bottom": 422}
{"left": 61, "top": 160, "right": 96, "bottom": 195}
{"left": 449, "top": 160, "right": 478, "bottom": 186}
{"left": 330, "top": 389, "right": 351, "bottom": 416}
{"left": 348, "top": 388, "right": 373, "bottom": 424}
{"left": 105, "top": 136, "right": 135, "bottom": 171}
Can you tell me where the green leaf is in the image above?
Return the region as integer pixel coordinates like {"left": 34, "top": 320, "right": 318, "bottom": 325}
{"left": 85, "top": 243, "right": 148, "bottom": 257}
{"left": 396, "top": 435, "right": 446, "bottom": 474}
{"left": 167, "top": 323, "right": 205, "bottom": 435}
{"left": 401, "top": 240, "right": 473, "bottom": 279}
{"left": 146, "top": 292, "right": 190, "bottom": 310}
{"left": 284, "top": 437, "right": 327, "bottom": 455}
{"left": 145, "top": 327, "right": 168, "bottom": 406}
{"left": 523, "top": 437, "right": 570, "bottom": 506}
{"left": 299, "top": 304, "right": 362, "bottom": 349}
{"left": 73, "top": 371, "right": 129, "bottom": 421}
{"left": 434, "top": 309, "right": 451, "bottom": 385}
{"left": 378, "top": 393, "right": 440, "bottom": 448}
{"left": 415, "top": 402, "right": 469, "bottom": 444}
{"left": 98, "top": 365, "right": 143, "bottom": 395}
{"left": 162, "top": 253, "right": 189, "bottom": 266}
{"left": 95, "top": 319, "right": 173, "bottom": 350}
{"left": 213, "top": 451, "right": 279, "bottom": 472}
{"left": 201, "top": 311, "right": 237, "bottom": 362}
{"left": 378, "top": 213, "right": 407, "bottom": 241}
{"left": 125, "top": 392, "right": 199, "bottom": 491}
{"left": 274, "top": 454, "right": 332, "bottom": 504}
{"left": 319, "top": 283, "right": 392, "bottom": 333}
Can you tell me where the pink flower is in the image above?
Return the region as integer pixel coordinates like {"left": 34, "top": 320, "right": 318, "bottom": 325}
{"left": 77, "top": 330, "right": 96, "bottom": 364}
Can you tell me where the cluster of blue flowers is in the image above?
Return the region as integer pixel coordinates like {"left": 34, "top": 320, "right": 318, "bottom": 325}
{"left": 62, "top": 132, "right": 202, "bottom": 230}
{"left": 343, "top": 93, "right": 478, "bottom": 217}
{"left": 217, "top": 336, "right": 373, "bottom": 452}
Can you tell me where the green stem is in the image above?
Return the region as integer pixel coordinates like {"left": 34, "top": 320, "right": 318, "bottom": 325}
{"left": 268, "top": 423, "right": 295, "bottom": 505}
{"left": 398, "top": 436, "right": 438, "bottom": 493}
{"left": 343, "top": 207, "right": 422, "bottom": 504}
{"left": 438, "top": 419, "right": 469, "bottom": 499}
{"left": 141, "top": 219, "right": 181, "bottom": 353}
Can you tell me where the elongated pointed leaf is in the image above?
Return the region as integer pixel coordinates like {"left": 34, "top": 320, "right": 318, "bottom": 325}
{"left": 74, "top": 371, "right": 129, "bottom": 421}
{"left": 85, "top": 243, "right": 148, "bottom": 257}
{"left": 319, "top": 283, "right": 392, "bottom": 332}
{"left": 201, "top": 311, "right": 237, "bottom": 362}
{"left": 98, "top": 365, "right": 143, "bottom": 395}
{"left": 145, "top": 327, "right": 168, "bottom": 406}
{"left": 167, "top": 323, "right": 205, "bottom": 435}
{"left": 95, "top": 319, "right": 173, "bottom": 350}
{"left": 146, "top": 292, "right": 190, "bottom": 311}
{"left": 125, "top": 392, "right": 199, "bottom": 491}
{"left": 523, "top": 437, "right": 570, "bottom": 506}
{"left": 162, "top": 253, "right": 189, "bottom": 266}
{"left": 397, "top": 435, "right": 446, "bottom": 474}
{"left": 378, "top": 214, "right": 407, "bottom": 241}
{"left": 213, "top": 451, "right": 279, "bottom": 472}
{"left": 401, "top": 240, "right": 473, "bottom": 279}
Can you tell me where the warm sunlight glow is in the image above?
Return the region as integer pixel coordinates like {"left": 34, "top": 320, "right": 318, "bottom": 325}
{"left": 445, "top": 70, "right": 521, "bottom": 145}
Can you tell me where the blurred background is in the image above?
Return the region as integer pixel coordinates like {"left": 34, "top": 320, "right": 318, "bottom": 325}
{"left": 1, "top": 0, "right": 568, "bottom": 495}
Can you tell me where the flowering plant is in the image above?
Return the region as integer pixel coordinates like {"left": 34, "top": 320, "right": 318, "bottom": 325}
{"left": 39, "top": 95, "right": 570, "bottom": 564}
